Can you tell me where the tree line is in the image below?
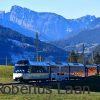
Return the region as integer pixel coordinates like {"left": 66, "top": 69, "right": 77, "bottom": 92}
{"left": 68, "top": 50, "right": 100, "bottom": 64}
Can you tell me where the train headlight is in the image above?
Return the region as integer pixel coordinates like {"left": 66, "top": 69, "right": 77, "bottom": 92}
{"left": 17, "top": 73, "right": 23, "bottom": 78}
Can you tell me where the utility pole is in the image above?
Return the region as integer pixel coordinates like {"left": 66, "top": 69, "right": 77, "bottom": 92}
{"left": 92, "top": 51, "right": 94, "bottom": 64}
{"left": 82, "top": 44, "right": 85, "bottom": 65}
{"left": 6, "top": 56, "right": 7, "bottom": 67}
{"left": 82, "top": 44, "right": 88, "bottom": 77}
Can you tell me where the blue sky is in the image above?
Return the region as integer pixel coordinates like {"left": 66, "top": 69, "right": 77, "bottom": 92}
{"left": 0, "top": 0, "right": 100, "bottom": 19}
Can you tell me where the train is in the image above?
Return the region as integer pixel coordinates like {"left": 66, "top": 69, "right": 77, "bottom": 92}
{"left": 13, "top": 60, "right": 51, "bottom": 82}
{"left": 13, "top": 60, "right": 98, "bottom": 82}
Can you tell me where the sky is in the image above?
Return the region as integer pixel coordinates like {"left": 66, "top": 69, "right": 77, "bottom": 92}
{"left": 0, "top": 0, "right": 100, "bottom": 19}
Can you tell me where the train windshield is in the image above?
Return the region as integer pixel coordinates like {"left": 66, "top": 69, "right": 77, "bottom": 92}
{"left": 14, "top": 65, "right": 29, "bottom": 73}
{"left": 30, "top": 66, "right": 48, "bottom": 73}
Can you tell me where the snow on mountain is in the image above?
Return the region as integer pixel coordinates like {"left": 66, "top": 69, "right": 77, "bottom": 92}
{"left": 8, "top": 39, "right": 34, "bottom": 48}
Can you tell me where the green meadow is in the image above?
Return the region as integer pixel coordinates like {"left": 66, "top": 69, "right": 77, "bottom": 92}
{"left": 0, "top": 66, "right": 13, "bottom": 83}
{"left": 0, "top": 66, "right": 100, "bottom": 100}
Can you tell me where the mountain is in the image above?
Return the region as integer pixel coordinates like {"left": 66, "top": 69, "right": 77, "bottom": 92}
{"left": 66, "top": 27, "right": 100, "bottom": 45}
{"left": 0, "top": 5, "right": 98, "bottom": 41}
{"left": 0, "top": 5, "right": 100, "bottom": 55}
{"left": 0, "top": 25, "right": 67, "bottom": 64}
{"left": 54, "top": 27, "right": 100, "bottom": 53}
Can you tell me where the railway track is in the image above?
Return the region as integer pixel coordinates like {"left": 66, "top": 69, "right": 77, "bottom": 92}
{"left": 0, "top": 80, "right": 66, "bottom": 86}
{"left": 0, "top": 77, "right": 89, "bottom": 86}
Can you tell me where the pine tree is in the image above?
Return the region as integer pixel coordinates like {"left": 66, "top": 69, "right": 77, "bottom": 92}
{"left": 69, "top": 50, "right": 79, "bottom": 63}
{"left": 94, "top": 52, "right": 100, "bottom": 64}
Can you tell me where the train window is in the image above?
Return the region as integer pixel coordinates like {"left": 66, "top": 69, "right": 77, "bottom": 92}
{"left": 51, "top": 66, "right": 59, "bottom": 73}
{"left": 14, "top": 66, "right": 29, "bottom": 73}
{"left": 30, "top": 66, "right": 48, "bottom": 73}
{"left": 61, "top": 67, "right": 69, "bottom": 72}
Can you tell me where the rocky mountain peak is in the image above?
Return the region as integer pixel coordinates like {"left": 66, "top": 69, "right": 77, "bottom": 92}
{"left": 0, "top": 5, "right": 100, "bottom": 41}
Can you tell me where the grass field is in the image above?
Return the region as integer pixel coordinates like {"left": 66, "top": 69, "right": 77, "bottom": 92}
{"left": 0, "top": 66, "right": 13, "bottom": 83}
{"left": 0, "top": 66, "right": 100, "bottom": 100}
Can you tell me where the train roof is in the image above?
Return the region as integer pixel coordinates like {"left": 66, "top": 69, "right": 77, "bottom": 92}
{"left": 68, "top": 63, "right": 84, "bottom": 67}
{"left": 86, "top": 64, "right": 97, "bottom": 68}
{"left": 49, "top": 62, "right": 68, "bottom": 66}
{"left": 15, "top": 60, "right": 85, "bottom": 67}
{"left": 49, "top": 62, "right": 84, "bottom": 67}
{"left": 30, "top": 61, "right": 50, "bottom": 66}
